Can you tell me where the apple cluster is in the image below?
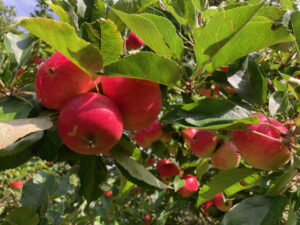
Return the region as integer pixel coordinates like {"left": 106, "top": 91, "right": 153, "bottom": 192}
{"left": 34, "top": 33, "right": 161, "bottom": 155}
{"left": 203, "top": 192, "right": 233, "bottom": 219}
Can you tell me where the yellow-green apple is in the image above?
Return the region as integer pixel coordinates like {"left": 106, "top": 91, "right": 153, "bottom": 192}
{"left": 190, "top": 130, "right": 217, "bottom": 158}
{"left": 232, "top": 113, "right": 292, "bottom": 170}
{"left": 177, "top": 174, "right": 199, "bottom": 197}
{"left": 211, "top": 141, "right": 241, "bottom": 170}
{"left": 57, "top": 92, "right": 123, "bottom": 155}
{"left": 101, "top": 76, "right": 162, "bottom": 131}
{"left": 35, "top": 52, "right": 96, "bottom": 110}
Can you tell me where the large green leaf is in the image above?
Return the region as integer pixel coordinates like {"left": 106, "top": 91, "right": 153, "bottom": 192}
{"left": 78, "top": 155, "right": 108, "bottom": 203}
{"left": 100, "top": 19, "right": 123, "bottom": 66}
{"left": 6, "top": 207, "right": 39, "bottom": 225}
{"left": 19, "top": 18, "right": 102, "bottom": 78}
{"left": 4, "top": 33, "right": 36, "bottom": 66}
{"left": 104, "top": 52, "right": 181, "bottom": 86}
{"left": 111, "top": 147, "right": 168, "bottom": 189}
{"left": 291, "top": 12, "right": 300, "bottom": 56}
{"left": 221, "top": 196, "right": 288, "bottom": 225}
{"left": 257, "top": 6, "right": 285, "bottom": 21}
{"left": 110, "top": 8, "right": 173, "bottom": 57}
{"left": 0, "top": 116, "right": 53, "bottom": 150}
{"left": 196, "top": 168, "right": 256, "bottom": 207}
{"left": 140, "top": 13, "right": 183, "bottom": 59}
{"left": 0, "top": 97, "right": 33, "bottom": 121}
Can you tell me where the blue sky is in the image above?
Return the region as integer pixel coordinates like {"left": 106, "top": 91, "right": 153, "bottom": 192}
{"left": 3, "top": 0, "right": 38, "bottom": 17}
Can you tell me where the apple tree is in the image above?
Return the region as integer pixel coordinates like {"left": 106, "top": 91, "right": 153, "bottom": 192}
{"left": 0, "top": 0, "right": 300, "bottom": 224}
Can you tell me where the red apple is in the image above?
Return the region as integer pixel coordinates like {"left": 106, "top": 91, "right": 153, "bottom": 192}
{"left": 203, "top": 200, "right": 214, "bottom": 216}
{"left": 146, "top": 157, "right": 155, "bottom": 166}
{"left": 198, "top": 88, "right": 211, "bottom": 97}
{"left": 232, "top": 113, "right": 292, "bottom": 170}
{"left": 35, "top": 52, "right": 96, "bottom": 110}
{"left": 104, "top": 191, "right": 113, "bottom": 199}
{"left": 134, "top": 120, "right": 163, "bottom": 148}
{"left": 158, "top": 163, "right": 182, "bottom": 183}
{"left": 211, "top": 141, "right": 241, "bottom": 170}
{"left": 177, "top": 174, "right": 199, "bottom": 197}
{"left": 182, "top": 128, "right": 198, "bottom": 148}
{"left": 33, "top": 55, "right": 43, "bottom": 65}
{"left": 156, "top": 159, "right": 170, "bottom": 171}
{"left": 133, "top": 187, "right": 140, "bottom": 195}
{"left": 126, "top": 32, "right": 145, "bottom": 50}
{"left": 144, "top": 214, "right": 150, "bottom": 225}
{"left": 190, "top": 130, "right": 217, "bottom": 158}
{"left": 57, "top": 92, "right": 123, "bottom": 155}
{"left": 213, "top": 192, "right": 233, "bottom": 212}
{"left": 214, "top": 85, "right": 220, "bottom": 95}
{"left": 101, "top": 76, "right": 162, "bottom": 131}
{"left": 10, "top": 180, "right": 23, "bottom": 189}
{"left": 221, "top": 67, "right": 229, "bottom": 73}
{"left": 16, "top": 69, "right": 23, "bottom": 77}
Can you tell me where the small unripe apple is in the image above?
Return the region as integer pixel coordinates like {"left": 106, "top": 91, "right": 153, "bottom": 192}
{"left": 57, "top": 92, "right": 123, "bottom": 155}
{"left": 134, "top": 120, "right": 163, "bottom": 148}
{"left": 101, "top": 76, "right": 162, "bottom": 131}
{"left": 158, "top": 163, "right": 182, "bottom": 183}
{"left": 213, "top": 192, "right": 233, "bottom": 212}
{"left": 232, "top": 113, "right": 292, "bottom": 170}
{"left": 182, "top": 128, "right": 198, "bottom": 148}
{"left": 10, "top": 180, "right": 23, "bottom": 189}
{"left": 190, "top": 130, "right": 217, "bottom": 158}
{"left": 126, "top": 32, "right": 145, "bottom": 50}
{"left": 177, "top": 174, "right": 199, "bottom": 197}
{"left": 211, "top": 141, "right": 241, "bottom": 170}
{"left": 35, "top": 52, "right": 96, "bottom": 110}
{"left": 156, "top": 159, "right": 170, "bottom": 171}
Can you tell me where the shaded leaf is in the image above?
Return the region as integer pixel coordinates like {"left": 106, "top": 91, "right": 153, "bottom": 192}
{"left": 7, "top": 207, "right": 39, "bottom": 225}
{"left": 78, "top": 155, "right": 107, "bottom": 203}
{"left": 196, "top": 168, "right": 256, "bottom": 207}
{"left": 19, "top": 18, "right": 102, "bottom": 78}
{"left": 0, "top": 97, "right": 33, "bottom": 121}
{"left": 291, "top": 12, "right": 300, "bottom": 56}
{"left": 104, "top": 52, "right": 181, "bottom": 86}
{"left": 221, "top": 196, "right": 288, "bottom": 225}
{"left": 0, "top": 116, "right": 53, "bottom": 149}
{"left": 268, "top": 91, "right": 288, "bottom": 116}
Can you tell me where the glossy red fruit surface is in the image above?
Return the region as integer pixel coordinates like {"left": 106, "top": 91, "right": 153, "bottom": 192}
{"left": 156, "top": 159, "right": 171, "bottom": 171}
{"left": 126, "top": 32, "right": 145, "bottom": 50}
{"left": 232, "top": 113, "right": 292, "bottom": 170}
{"left": 211, "top": 141, "right": 241, "bottom": 170}
{"left": 101, "top": 76, "right": 162, "bottom": 131}
{"left": 158, "top": 163, "right": 181, "bottom": 183}
{"left": 134, "top": 120, "right": 163, "bottom": 148}
{"left": 178, "top": 174, "right": 199, "bottom": 198}
{"left": 35, "top": 52, "right": 96, "bottom": 110}
{"left": 10, "top": 180, "right": 23, "bottom": 189}
{"left": 182, "top": 128, "right": 198, "bottom": 148}
{"left": 57, "top": 92, "right": 123, "bottom": 155}
{"left": 190, "top": 130, "right": 217, "bottom": 158}
{"left": 213, "top": 192, "right": 233, "bottom": 212}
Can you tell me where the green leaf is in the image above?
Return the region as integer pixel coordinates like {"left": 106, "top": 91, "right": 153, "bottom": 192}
{"left": 266, "top": 166, "right": 298, "bottom": 195}
{"left": 78, "top": 155, "right": 108, "bottom": 203}
{"left": 104, "top": 52, "right": 181, "bottom": 86}
{"left": 280, "top": 0, "right": 295, "bottom": 10}
{"left": 227, "top": 55, "right": 267, "bottom": 104}
{"left": 196, "top": 158, "right": 209, "bottom": 181}
{"left": 110, "top": 8, "right": 173, "bottom": 57}
{"left": 4, "top": 33, "right": 36, "bottom": 66}
{"left": 80, "top": 20, "right": 101, "bottom": 50}
{"left": 7, "top": 207, "right": 39, "bottom": 225}
{"left": 173, "top": 176, "right": 185, "bottom": 192}
{"left": 191, "top": 0, "right": 207, "bottom": 12}
{"left": 112, "top": 0, "right": 159, "bottom": 14}
{"left": 19, "top": 18, "right": 103, "bottom": 78}
{"left": 194, "top": 3, "right": 294, "bottom": 70}
{"left": 291, "top": 12, "right": 300, "bottom": 56}
{"left": 46, "top": 1, "right": 78, "bottom": 30}
{"left": 140, "top": 13, "right": 183, "bottom": 59}
{"left": 79, "top": 0, "right": 106, "bottom": 22}
{"left": 257, "top": 6, "right": 285, "bottom": 21}
{"left": 111, "top": 147, "right": 168, "bottom": 189}
{"left": 268, "top": 91, "right": 289, "bottom": 116}
{"left": 0, "top": 116, "right": 53, "bottom": 150}
{"left": 221, "top": 196, "right": 288, "bottom": 225}
{"left": 0, "top": 97, "right": 33, "bottom": 121}
{"left": 196, "top": 168, "right": 256, "bottom": 207}
{"left": 52, "top": 0, "right": 78, "bottom": 29}
{"left": 273, "top": 77, "right": 287, "bottom": 92}
{"left": 100, "top": 19, "right": 123, "bottom": 66}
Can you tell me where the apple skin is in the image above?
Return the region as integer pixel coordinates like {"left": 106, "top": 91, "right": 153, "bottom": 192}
{"left": 10, "top": 180, "right": 23, "bottom": 189}
{"left": 146, "top": 157, "right": 155, "bottom": 166}
{"left": 190, "top": 130, "right": 218, "bottom": 158}
{"left": 16, "top": 69, "right": 23, "bottom": 77}
{"left": 221, "top": 67, "right": 229, "bottom": 73}
{"left": 211, "top": 141, "right": 241, "bottom": 170}
{"left": 203, "top": 200, "right": 214, "bottom": 216}
{"left": 177, "top": 174, "right": 199, "bottom": 198}
{"left": 35, "top": 52, "right": 96, "bottom": 110}
{"left": 126, "top": 32, "right": 145, "bottom": 50}
{"left": 213, "top": 192, "right": 233, "bottom": 212}
{"left": 182, "top": 128, "right": 199, "bottom": 148}
{"left": 57, "top": 92, "right": 123, "bottom": 155}
{"left": 101, "top": 76, "right": 162, "bottom": 131}
{"left": 158, "top": 163, "right": 182, "bottom": 183}
{"left": 33, "top": 55, "right": 43, "bottom": 65}
{"left": 232, "top": 113, "right": 292, "bottom": 170}
{"left": 156, "top": 159, "right": 170, "bottom": 171}
{"left": 104, "top": 191, "right": 113, "bottom": 199}
{"left": 144, "top": 214, "right": 150, "bottom": 225}
{"left": 134, "top": 120, "right": 163, "bottom": 148}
